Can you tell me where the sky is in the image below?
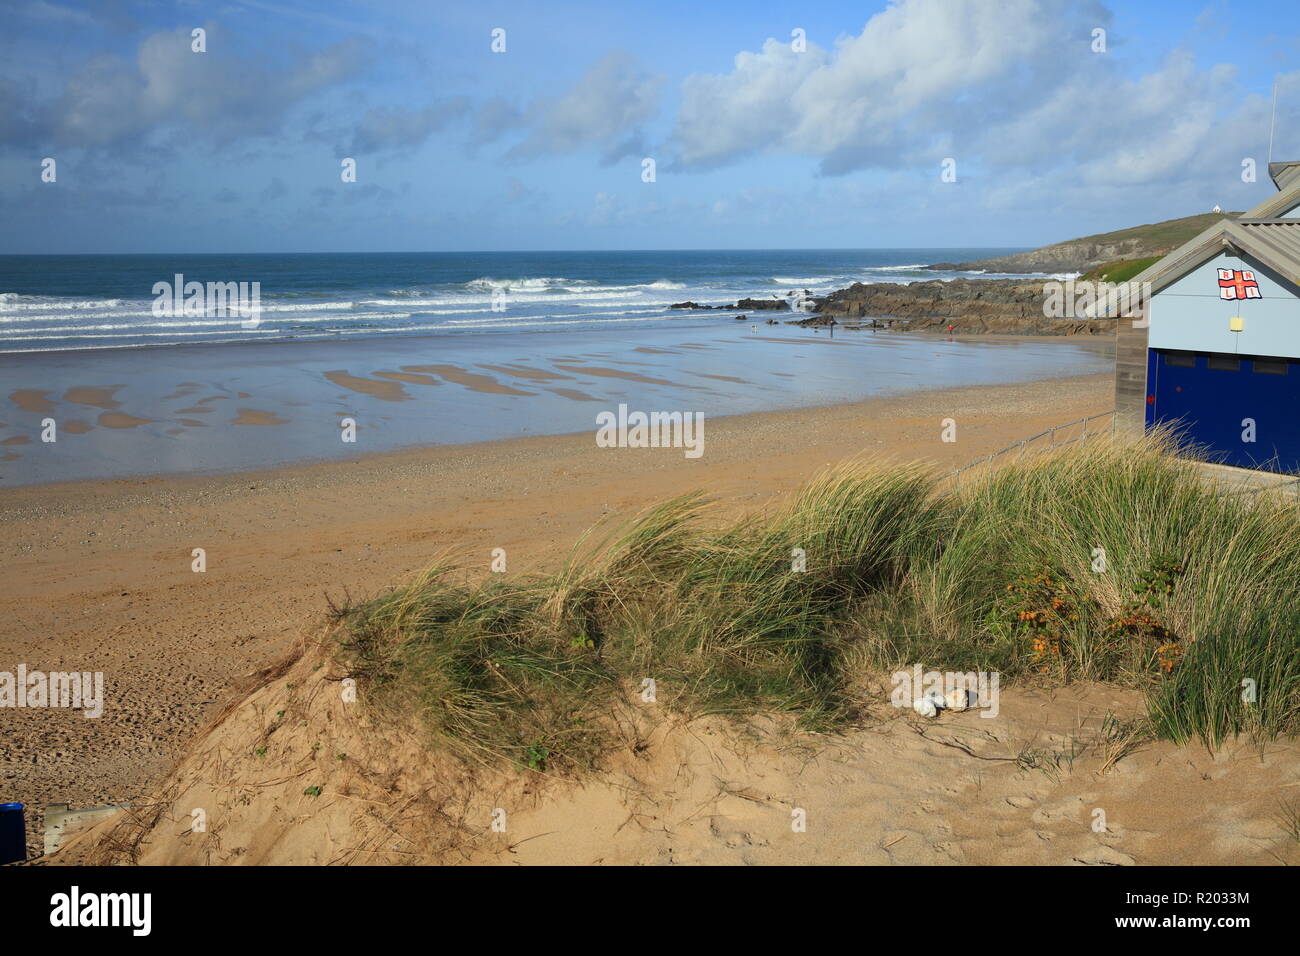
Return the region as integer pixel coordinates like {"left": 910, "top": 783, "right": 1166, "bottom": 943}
{"left": 1, "top": 0, "right": 1298, "bottom": 254}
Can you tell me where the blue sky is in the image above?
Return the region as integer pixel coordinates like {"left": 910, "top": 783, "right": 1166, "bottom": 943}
{"left": 1, "top": 0, "right": 1297, "bottom": 253}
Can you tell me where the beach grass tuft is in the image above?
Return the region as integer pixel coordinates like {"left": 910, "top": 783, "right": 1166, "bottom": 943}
{"left": 334, "top": 433, "right": 1300, "bottom": 770}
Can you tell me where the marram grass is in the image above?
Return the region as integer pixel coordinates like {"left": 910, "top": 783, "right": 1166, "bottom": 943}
{"left": 334, "top": 434, "right": 1300, "bottom": 770}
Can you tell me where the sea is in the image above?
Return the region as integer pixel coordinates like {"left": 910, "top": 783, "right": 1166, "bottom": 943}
{"left": 0, "top": 249, "right": 1057, "bottom": 354}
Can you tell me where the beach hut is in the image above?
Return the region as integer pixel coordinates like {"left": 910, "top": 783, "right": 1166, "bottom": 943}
{"left": 1114, "top": 161, "right": 1300, "bottom": 473}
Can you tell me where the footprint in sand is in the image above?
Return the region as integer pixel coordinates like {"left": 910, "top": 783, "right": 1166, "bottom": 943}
{"left": 708, "top": 817, "right": 770, "bottom": 851}
{"left": 1072, "top": 846, "right": 1136, "bottom": 866}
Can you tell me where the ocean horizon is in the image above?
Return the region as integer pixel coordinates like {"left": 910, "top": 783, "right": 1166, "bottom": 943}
{"left": 0, "top": 248, "right": 1068, "bottom": 354}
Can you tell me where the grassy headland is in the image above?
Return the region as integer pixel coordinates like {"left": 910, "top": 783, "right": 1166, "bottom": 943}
{"left": 928, "top": 211, "right": 1243, "bottom": 275}
{"left": 1079, "top": 256, "right": 1162, "bottom": 284}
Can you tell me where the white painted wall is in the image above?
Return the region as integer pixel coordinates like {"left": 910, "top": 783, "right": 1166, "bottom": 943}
{"left": 1148, "top": 250, "right": 1300, "bottom": 358}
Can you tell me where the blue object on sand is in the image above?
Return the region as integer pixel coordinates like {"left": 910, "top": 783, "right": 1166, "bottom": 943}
{"left": 0, "top": 802, "right": 25, "bottom": 865}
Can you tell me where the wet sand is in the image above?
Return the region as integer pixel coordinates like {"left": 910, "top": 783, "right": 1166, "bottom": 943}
{"left": 0, "top": 324, "right": 1112, "bottom": 485}
{"left": 0, "top": 370, "right": 1113, "bottom": 857}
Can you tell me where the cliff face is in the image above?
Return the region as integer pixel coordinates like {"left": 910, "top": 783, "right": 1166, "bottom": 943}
{"left": 928, "top": 239, "right": 1154, "bottom": 275}
{"left": 928, "top": 211, "right": 1240, "bottom": 275}
{"left": 807, "top": 278, "right": 1111, "bottom": 335}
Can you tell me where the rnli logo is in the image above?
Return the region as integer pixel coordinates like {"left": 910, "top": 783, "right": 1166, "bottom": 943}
{"left": 1217, "top": 268, "right": 1261, "bottom": 300}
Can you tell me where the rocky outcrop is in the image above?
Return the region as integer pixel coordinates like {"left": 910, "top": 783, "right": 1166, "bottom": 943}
{"left": 804, "top": 278, "right": 1111, "bottom": 335}
{"left": 671, "top": 298, "right": 791, "bottom": 312}
{"left": 671, "top": 277, "right": 1112, "bottom": 335}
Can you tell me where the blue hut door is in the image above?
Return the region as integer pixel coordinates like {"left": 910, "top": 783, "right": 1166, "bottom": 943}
{"left": 1146, "top": 349, "right": 1300, "bottom": 473}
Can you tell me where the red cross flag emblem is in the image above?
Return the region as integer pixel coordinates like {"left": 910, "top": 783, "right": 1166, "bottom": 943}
{"left": 1218, "top": 268, "right": 1261, "bottom": 300}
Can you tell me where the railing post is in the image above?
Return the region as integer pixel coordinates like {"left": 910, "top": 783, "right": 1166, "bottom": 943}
{"left": 946, "top": 409, "right": 1116, "bottom": 487}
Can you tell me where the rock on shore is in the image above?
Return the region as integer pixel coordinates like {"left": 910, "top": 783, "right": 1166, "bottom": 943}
{"left": 671, "top": 298, "right": 790, "bottom": 311}
{"left": 805, "top": 278, "right": 1110, "bottom": 335}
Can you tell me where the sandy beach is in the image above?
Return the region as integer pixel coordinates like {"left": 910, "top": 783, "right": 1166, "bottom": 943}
{"left": 2, "top": 369, "right": 1114, "bottom": 857}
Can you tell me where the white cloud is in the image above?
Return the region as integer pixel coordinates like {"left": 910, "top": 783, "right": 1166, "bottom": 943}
{"left": 37, "top": 23, "right": 372, "bottom": 148}
{"left": 668, "top": 0, "right": 1272, "bottom": 200}
{"left": 346, "top": 98, "right": 470, "bottom": 155}
{"left": 507, "top": 51, "right": 664, "bottom": 164}
{"left": 673, "top": 0, "right": 1103, "bottom": 172}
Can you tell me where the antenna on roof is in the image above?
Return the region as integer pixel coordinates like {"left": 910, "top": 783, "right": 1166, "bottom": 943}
{"left": 1268, "top": 75, "right": 1278, "bottom": 164}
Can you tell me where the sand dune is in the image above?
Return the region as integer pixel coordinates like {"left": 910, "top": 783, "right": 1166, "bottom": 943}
{"left": 54, "top": 639, "right": 1300, "bottom": 866}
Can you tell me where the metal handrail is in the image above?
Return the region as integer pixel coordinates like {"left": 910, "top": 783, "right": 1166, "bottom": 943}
{"left": 940, "top": 410, "right": 1116, "bottom": 488}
